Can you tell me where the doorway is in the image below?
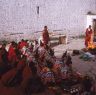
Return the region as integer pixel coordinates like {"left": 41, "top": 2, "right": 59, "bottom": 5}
{"left": 93, "top": 19, "right": 96, "bottom": 42}
{"left": 93, "top": 19, "right": 96, "bottom": 36}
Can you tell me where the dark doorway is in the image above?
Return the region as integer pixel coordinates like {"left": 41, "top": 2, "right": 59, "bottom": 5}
{"left": 93, "top": 19, "right": 96, "bottom": 42}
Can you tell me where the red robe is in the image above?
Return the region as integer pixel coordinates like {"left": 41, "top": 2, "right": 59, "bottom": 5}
{"left": 19, "top": 41, "right": 27, "bottom": 49}
{"left": 85, "top": 28, "right": 93, "bottom": 47}
{"left": 20, "top": 66, "right": 32, "bottom": 90}
{"left": 16, "top": 59, "right": 26, "bottom": 71}
{"left": 42, "top": 30, "right": 50, "bottom": 45}
{"left": 8, "top": 45, "right": 17, "bottom": 63}
{"left": 1, "top": 68, "right": 17, "bottom": 85}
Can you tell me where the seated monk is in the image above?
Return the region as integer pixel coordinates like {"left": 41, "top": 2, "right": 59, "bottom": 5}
{"left": 1, "top": 44, "right": 9, "bottom": 65}
{"left": 8, "top": 42, "right": 18, "bottom": 67}
{"left": 20, "top": 65, "right": 32, "bottom": 94}
{"left": 0, "top": 48, "right": 8, "bottom": 78}
{"left": 1, "top": 67, "right": 17, "bottom": 86}
{"left": 1, "top": 56, "right": 26, "bottom": 87}
{"left": 19, "top": 39, "right": 28, "bottom": 49}
{"left": 21, "top": 61, "right": 44, "bottom": 94}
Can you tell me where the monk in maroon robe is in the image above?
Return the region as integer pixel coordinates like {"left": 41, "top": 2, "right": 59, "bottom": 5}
{"left": 42, "top": 26, "right": 50, "bottom": 45}
{"left": 19, "top": 39, "right": 27, "bottom": 49}
{"left": 1, "top": 56, "right": 26, "bottom": 87}
{"left": 8, "top": 42, "right": 19, "bottom": 68}
{"left": 85, "top": 25, "right": 93, "bottom": 47}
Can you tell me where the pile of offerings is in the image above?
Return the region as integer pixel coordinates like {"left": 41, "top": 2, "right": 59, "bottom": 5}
{"left": 80, "top": 52, "right": 95, "bottom": 61}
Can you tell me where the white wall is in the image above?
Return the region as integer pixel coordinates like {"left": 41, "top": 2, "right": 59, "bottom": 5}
{"left": 0, "top": 0, "right": 96, "bottom": 41}
{"left": 86, "top": 15, "right": 96, "bottom": 28}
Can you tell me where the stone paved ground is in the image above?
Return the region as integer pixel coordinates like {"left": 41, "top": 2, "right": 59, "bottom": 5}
{"left": 53, "top": 38, "right": 85, "bottom": 56}
{"left": 53, "top": 38, "right": 96, "bottom": 76}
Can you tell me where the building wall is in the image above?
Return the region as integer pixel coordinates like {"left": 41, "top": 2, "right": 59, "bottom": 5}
{"left": 0, "top": 0, "right": 96, "bottom": 41}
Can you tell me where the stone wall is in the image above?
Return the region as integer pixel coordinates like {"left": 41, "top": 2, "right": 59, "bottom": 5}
{"left": 0, "top": 0, "right": 96, "bottom": 41}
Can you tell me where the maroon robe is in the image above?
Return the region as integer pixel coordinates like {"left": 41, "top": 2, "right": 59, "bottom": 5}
{"left": 85, "top": 28, "right": 93, "bottom": 47}
{"left": 42, "top": 30, "right": 50, "bottom": 45}
{"left": 8, "top": 45, "right": 17, "bottom": 63}
{"left": 1, "top": 68, "right": 17, "bottom": 85}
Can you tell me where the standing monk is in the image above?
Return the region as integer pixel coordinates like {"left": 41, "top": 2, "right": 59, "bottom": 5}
{"left": 85, "top": 25, "right": 93, "bottom": 47}
{"left": 42, "top": 26, "right": 50, "bottom": 45}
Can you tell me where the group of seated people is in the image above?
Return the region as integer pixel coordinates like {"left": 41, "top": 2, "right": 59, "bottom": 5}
{"left": 0, "top": 39, "right": 95, "bottom": 95}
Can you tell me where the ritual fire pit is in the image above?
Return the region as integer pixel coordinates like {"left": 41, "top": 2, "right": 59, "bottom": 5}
{"left": 85, "top": 42, "right": 96, "bottom": 55}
